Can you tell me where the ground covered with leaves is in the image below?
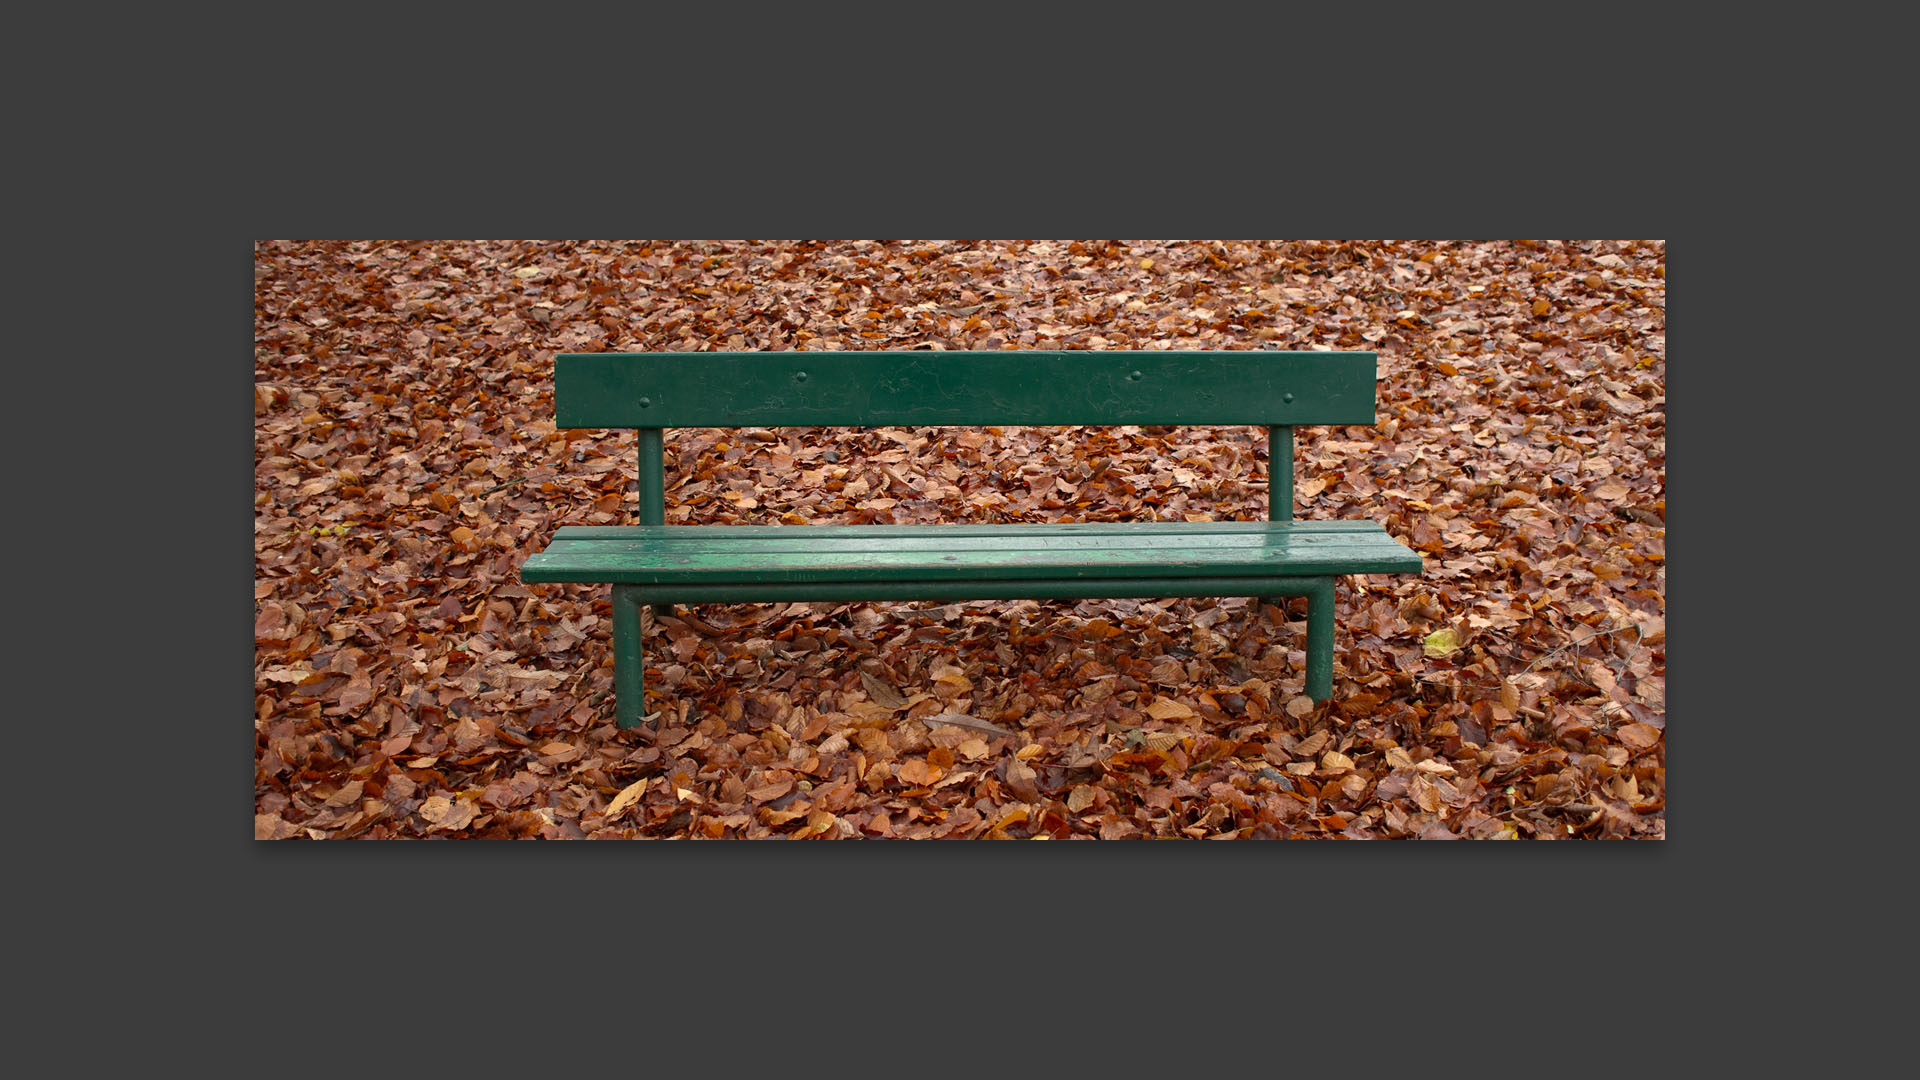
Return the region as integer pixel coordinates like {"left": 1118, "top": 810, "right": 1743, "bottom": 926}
{"left": 254, "top": 240, "right": 1665, "bottom": 840}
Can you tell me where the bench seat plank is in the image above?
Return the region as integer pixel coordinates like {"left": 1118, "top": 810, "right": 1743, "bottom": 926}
{"left": 520, "top": 520, "right": 1420, "bottom": 585}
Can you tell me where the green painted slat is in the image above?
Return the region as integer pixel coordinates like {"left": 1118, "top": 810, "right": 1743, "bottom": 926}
{"left": 541, "top": 538, "right": 1413, "bottom": 564}
{"left": 527, "top": 545, "right": 1416, "bottom": 573}
{"left": 549, "top": 522, "right": 1405, "bottom": 549}
{"left": 553, "top": 351, "right": 1377, "bottom": 428}
{"left": 520, "top": 540, "right": 1420, "bottom": 584}
{"left": 552, "top": 520, "right": 1391, "bottom": 540}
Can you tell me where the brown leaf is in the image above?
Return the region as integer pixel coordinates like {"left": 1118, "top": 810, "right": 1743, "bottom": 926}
{"left": 255, "top": 813, "right": 300, "bottom": 840}
{"left": 323, "top": 779, "right": 365, "bottom": 807}
{"left": 1499, "top": 678, "right": 1521, "bottom": 713}
{"left": 896, "top": 758, "right": 941, "bottom": 786}
{"left": 1004, "top": 760, "right": 1041, "bottom": 803}
{"left": 920, "top": 712, "right": 1013, "bottom": 737}
{"left": 1617, "top": 723, "right": 1661, "bottom": 750}
{"left": 860, "top": 670, "right": 907, "bottom": 710}
{"left": 747, "top": 776, "right": 794, "bottom": 802}
{"left": 1412, "top": 775, "right": 1442, "bottom": 813}
{"left": 1145, "top": 697, "right": 1194, "bottom": 721}
{"left": 419, "top": 796, "right": 476, "bottom": 832}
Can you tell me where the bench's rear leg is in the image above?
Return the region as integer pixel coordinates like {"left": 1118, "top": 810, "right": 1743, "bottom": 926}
{"left": 1306, "top": 576, "right": 1335, "bottom": 702}
{"left": 613, "top": 585, "right": 647, "bottom": 729}
{"left": 1263, "top": 424, "right": 1294, "bottom": 619}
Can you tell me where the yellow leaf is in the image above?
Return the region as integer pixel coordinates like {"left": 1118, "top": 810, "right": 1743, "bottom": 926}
{"left": 1532, "top": 298, "right": 1552, "bottom": 316}
{"left": 1321, "top": 751, "right": 1354, "bottom": 773}
{"left": 1423, "top": 628, "right": 1462, "bottom": 658}
{"left": 605, "top": 778, "right": 648, "bottom": 819}
{"left": 512, "top": 266, "right": 541, "bottom": 278}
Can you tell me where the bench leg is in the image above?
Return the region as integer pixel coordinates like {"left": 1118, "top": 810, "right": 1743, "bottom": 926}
{"left": 1305, "top": 576, "right": 1335, "bottom": 702}
{"left": 613, "top": 585, "right": 647, "bottom": 729}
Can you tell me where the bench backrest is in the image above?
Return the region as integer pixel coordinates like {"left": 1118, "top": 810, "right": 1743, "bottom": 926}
{"left": 554, "top": 350, "right": 1376, "bottom": 428}
{"left": 551, "top": 350, "right": 1379, "bottom": 523}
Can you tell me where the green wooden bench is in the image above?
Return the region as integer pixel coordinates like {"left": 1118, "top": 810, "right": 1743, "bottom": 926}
{"left": 520, "top": 351, "right": 1422, "bottom": 728}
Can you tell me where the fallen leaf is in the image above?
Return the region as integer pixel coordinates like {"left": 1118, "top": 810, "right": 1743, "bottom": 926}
{"left": 1617, "top": 723, "right": 1661, "bottom": 750}
{"left": 605, "top": 778, "right": 648, "bottom": 820}
{"left": 860, "top": 670, "right": 907, "bottom": 710}
{"left": 897, "top": 758, "right": 942, "bottom": 786}
{"left": 1423, "top": 628, "right": 1462, "bottom": 658}
{"left": 920, "top": 712, "right": 1012, "bottom": 737}
{"left": 1499, "top": 679, "right": 1521, "bottom": 713}
{"left": 255, "top": 813, "right": 300, "bottom": 840}
{"left": 323, "top": 780, "right": 364, "bottom": 807}
{"left": 1005, "top": 760, "right": 1041, "bottom": 802}
{"left": 419, "top": 796, "right": 476, "bottom": 831}
{"left": 1145, "top": 698, "right": 1195, "bottom": 721}
{"left": 747, "top": 777, "right": 794, "bottom": 801}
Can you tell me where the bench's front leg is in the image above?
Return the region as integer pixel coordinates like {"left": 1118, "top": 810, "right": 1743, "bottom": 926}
{"left": 613, "top": 584, "right": 647, "bottom": 729}
{"left": 1305, "top": 576, "right": 1335, "bottom": 702}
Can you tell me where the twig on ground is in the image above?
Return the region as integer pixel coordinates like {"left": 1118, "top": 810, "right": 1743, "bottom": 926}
{"left": 477, "top": 475, "right": 530, "bottom": 497}
{"left": 1515, "top": 623, "right": 1641, "bottom": 680}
